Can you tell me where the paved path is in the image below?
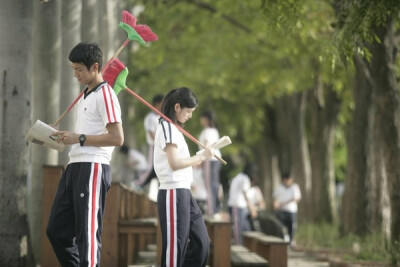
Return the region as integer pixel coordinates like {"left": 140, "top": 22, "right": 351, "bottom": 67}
{"left": 130, "top": 246, "right": 331, "bottom": 267}
{"left": 289, "top": 249, "right": 330, "bottom": 267}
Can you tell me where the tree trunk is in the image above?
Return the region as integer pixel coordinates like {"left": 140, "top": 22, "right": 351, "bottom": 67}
{"left": 275, "top": 95, "right": 293, "bottom": 175}
{"left": 275, "top": 93, "right": 312, "bottom": 222}
{"left": 99, "top": 0, "right": 117, "bottom": 60}
{"left": 59, "top": 0, "right": 82, "bottom": 166}
{"left": 288, "top": 92, "right": 312, "bottom": 222}
{"left": 366, "top": 101, "right": 390, "bottom": 236}
{"left": 341, "top": 54, "right": 371, "bottom": 235}
{"left": 0, "top": 1, "right": 34, "bottom": 265}
{"left": 258, "top": 104, "right": 282, "bottom": 209}
{"left": 81, "top": 0, "right": 99, "bottom": 42}
{"left": 309, "top": 81, "right": 341, "bottom": 223}
{"left": 30, "top": 0, "right": 61, "bottom": 261}
{"left": 368, "top": 18, "right": 400, "bottom": 243}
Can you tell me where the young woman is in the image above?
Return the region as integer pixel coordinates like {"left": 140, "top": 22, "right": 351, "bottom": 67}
{"left": 153, "top": 87, "right": 214, "bottom": 267}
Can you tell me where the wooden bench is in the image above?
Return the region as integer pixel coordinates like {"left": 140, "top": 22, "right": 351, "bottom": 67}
{"left": 232, "top": 251, "right": 269, "bottom": 266}
{"left": 242, "top": 231, "right": 288, "bottom": 267}
{"left": 204, "top": 213, "right": 232, "bottom": 267}
{"left": 102, "top": 182, "right": 159, "bottom": 267}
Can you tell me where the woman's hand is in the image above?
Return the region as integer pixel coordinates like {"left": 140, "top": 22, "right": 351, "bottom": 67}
{"left": 200, "top": 147, "right": 215, "bottom": 161}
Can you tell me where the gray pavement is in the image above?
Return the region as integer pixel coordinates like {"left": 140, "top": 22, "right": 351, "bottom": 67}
{"left": 289, "top": 249, "right": 330, "bottom": 267}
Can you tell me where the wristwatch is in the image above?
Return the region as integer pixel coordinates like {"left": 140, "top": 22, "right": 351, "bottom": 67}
{"left": 79, "top": 134, "right": 86, "bottom": 146}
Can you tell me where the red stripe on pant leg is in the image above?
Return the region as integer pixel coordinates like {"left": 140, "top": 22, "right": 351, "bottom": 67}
{"left": 169, "top": 189, "right": 175, "bottom": 267}
{"left": 91, "top": 163, "right": 99, "bottom": 267}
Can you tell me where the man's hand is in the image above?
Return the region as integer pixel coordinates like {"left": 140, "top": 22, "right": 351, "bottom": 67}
{"left": 51, "top": 131, "right": 79, "bottom": 145}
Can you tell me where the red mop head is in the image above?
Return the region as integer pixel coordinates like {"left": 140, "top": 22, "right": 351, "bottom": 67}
{"left": 122, "top": 10, "right": 137, "bottom": 28}
{"left": 121, "top": 10, "right": 158, "bottom": 42}
{"left": 134, "top": 25, "right": 158, "bottom": 42}
{"left": 102, "top": 58, "right": 128, "bottom": 95}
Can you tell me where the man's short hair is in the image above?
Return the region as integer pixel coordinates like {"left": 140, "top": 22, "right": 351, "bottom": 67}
{"left": 152, "top": 94, "right": 164, "bottom": 105}
{"left": 69, "top": 42, "right": 103, "bottom": 71}
{"left": 282, "top": 173, "right": 291, "bottom": 180}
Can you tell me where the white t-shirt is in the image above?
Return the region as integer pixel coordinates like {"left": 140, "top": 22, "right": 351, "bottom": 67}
{"left": 273, "top": 183, "right": 302, "bottom": 213}
{"left": 247, "top": 186, "right": 264, "bottom": 208}
{"left": 227, "top": 172, "right": 251, "bottom": 208}
{"left": 69, "top": 82, "right": 122, "bottom": 165}
{"left": 154, "top": 119, "right": 193, "bottom": 190}
{"left": 198, "top": 127, "right": 222, "bottom": 160}
{"left": 128, "top": 149, "right": 148, "bottom": 172}
{"left": 191, "top": 167, "right": 207, "bottom": 200}
{"left": 144, "top": 111, "right": 159, "bottom": 145}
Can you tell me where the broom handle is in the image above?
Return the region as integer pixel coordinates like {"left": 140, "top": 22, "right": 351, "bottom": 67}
{"left": 53, "top": 90, "right": 85, "bottom": 127}
{"left": 124, "top": 87, "right": 228, "bottom": 165}
{"left": 53, "top": 39, "right": 130, "bottom": 127}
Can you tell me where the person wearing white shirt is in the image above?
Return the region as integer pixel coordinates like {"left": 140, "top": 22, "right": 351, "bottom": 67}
{"left": 273, "top": 173, "right": 302, "bottom": 246}
{"left": 199, "top": 110, "right": 222, "bottom": 215}
{"left": 246, "top": 178, "right": 266, "bottom": 232}
{"left": 154, "top": 87, "right": 214, "bottom": 267}
{"left": 228, "top": 163, "right": 258, "bottom": 245}
{"left": 47, "top": 42, "right": 124, "bottom": 266}
{"left": 137, "top": 94, "right": 163, "bottom": 188}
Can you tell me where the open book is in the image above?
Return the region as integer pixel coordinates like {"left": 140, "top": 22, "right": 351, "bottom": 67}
{"left": 26, "top": 120, "right": 65, "bottom": 151}
{"left": 196, "top": 136, "right": 232, "bottom": 155}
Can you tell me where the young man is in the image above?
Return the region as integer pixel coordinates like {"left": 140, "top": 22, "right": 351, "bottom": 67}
{"left": 136, "top": 94, "right": 163, "bottom": 188}
{"left": 46, "top": 42, "right": 124, "bottom": 266}
{"left": 273, "top": 173, "right": 302, "bottom": 247}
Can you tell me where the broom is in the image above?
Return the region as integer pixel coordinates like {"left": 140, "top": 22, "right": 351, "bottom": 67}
{"left": 53, "top": 10, "right": 157, "bottom": 127}
{"left": 102, "top": 58, "right": 228, "bottom": 165}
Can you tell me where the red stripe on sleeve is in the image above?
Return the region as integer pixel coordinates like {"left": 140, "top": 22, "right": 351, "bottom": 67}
{"left": 102, "top": 87, "right": 112, "bottom": 123}
{"left": 107, "top": 85, "right": 117, "bottom": 122}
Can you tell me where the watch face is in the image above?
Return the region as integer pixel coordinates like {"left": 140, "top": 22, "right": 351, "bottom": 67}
{"left": 79, "top": 134, "right": 86, "bottom": 145}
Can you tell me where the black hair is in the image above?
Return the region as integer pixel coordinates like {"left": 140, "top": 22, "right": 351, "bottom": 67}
{"left": 243, "top": 162, "right": 258, "bottom": 181}
{"left": 68, "top": 42, "right": 103, "bottom": 71}
{"left": 152, "top": 94, "right": 164, "bottom": 105}
{"left": 161, "top": 87, "right": 198, "bottom": 125}
{"left": 282, "top": 173, "right": 291, "bottom": 180}
{"left": 120, "top": 144, "right": 129, "bottom": 154}
{"left": 201, "top": 110, "right": 218, "bottom": 128}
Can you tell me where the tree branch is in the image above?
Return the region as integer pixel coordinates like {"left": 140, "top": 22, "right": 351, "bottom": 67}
{"left": 187, "top": 0, "right": 253, "bottom": 33}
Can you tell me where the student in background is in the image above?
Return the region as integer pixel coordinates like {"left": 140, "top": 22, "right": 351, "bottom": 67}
{"left": 136, "top": 94, "right": 163, "bottom": 188}
{"left": 119, "top": 144, "right": 147, "bottom": 188}
{"left": 246, "top": 178, "right": 266, "bottom": 232}
{"left": 273, "top": 173, "right": 301, "bottom": 247}
{"left": 199, "top": 110, "right": 222, "bottom": 215}
{"left": 227, "top": 163, "right": 258, "bottom": 245}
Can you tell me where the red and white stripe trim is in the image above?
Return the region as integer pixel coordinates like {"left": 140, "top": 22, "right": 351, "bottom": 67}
{"left": 87, "top": 163, "right": 102, "bottom": 267}
{"left": 166, "top": 189, "right": 178, "bottom": 267}
{"left": 101, "top": 84, "right": 117, "bottom": 123}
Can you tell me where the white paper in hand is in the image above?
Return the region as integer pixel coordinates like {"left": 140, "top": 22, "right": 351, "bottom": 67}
{"left": 196, "top": 136, "right": 232, "bottom": 155}
{"left": 26, "top": 120, "right": 65, "bottom": 151}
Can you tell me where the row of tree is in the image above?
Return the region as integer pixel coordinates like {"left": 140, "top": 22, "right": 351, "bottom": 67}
{"left": 1, "top": 0, "right": 400, "bottom": 265}
{"left": 127, "top": 0, "right": 400, "bottom": 251}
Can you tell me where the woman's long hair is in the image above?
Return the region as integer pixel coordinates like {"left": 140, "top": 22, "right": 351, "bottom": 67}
{"left": 161, "top": 87, "right": 198, "bottom": 126}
